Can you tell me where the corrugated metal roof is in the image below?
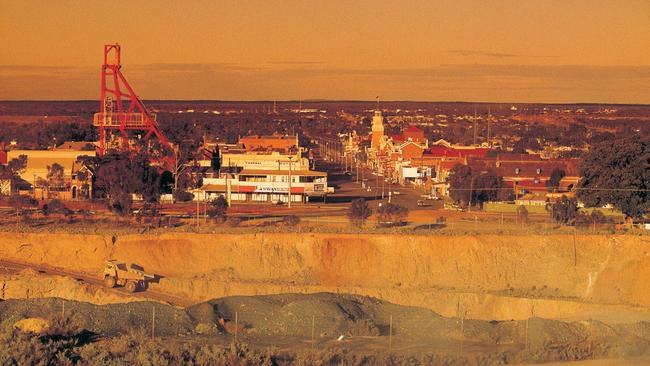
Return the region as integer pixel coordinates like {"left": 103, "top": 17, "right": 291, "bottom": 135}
{"left": 239, "top": 169, "right": 327, "bottom": 177}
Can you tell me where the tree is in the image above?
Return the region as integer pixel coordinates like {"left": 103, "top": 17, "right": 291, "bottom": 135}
{"left": 8, "top": 194, "right": 37, "bottom": 221}
{"left": 76, "top": 170, "right": 91, "bottom": 199}
{"left": 516, "top": 205, "right": 529, "bottom": 224}
{"left": 133, "top": 155, "right": 162, "bottom": 203}
{"left": 376, "top": 203, "right": 408, "bottom": 227}
{"left": 282, "top": 215, "right": 300, "bottom": 226}
{"left": 93, "top": 153, "right": 162, "bottom": 215}
{"left": 42, "top": 199, "right": 72, "bottom": 217}
{"left": 47, "top": 163, "right": 65, "bottom": 191}
{"left": 207, "top": 195, "right": 228, "bottom": 222}
{"left": 94, "top": 155, "right": 135, "bottom": 215}
{"left": 590, "top": 210, "right": 608, "bottom": 224}
{"left": 0, "top": 155, "right": 28, "bottom": 192}
{"left": 135, "top": 202, "right": 162, "bottom": 227}
{"left": 473, "top": 172, "right": 505, "bottom": 205}
{"left": 448, "top": 165, "right": 473, "bottom": 206}
{"left": 348, "top": 198, "right": 372, "bottom": 227}
{"left": 577, "top": 136, "right": 650, "bottom": 218}
{"left": 448, "top": 165, "right": 507, "bottom": 208}
{"left": 575, "top": 209, "right": 611, "bottom": 229}
{"left": 7, "top": 155, "right": 27, "bottom": 174}
{"left": 545, "top": 168, "right": 565, "bottom": 192}
{"left": 170, "top": 143, "right": 203, "bottom": 203}
{"left": 159, "top": 171, "right": 174, "bottom": 195}
{"left": 550, "top": 195, "right": 579, "bottom": 225}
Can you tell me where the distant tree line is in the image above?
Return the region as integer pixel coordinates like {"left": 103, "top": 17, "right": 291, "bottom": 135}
{"left": 577, "top": 135, "right": 650, "bottom": 219}
{"left": 79, "top": 153, "right": 167, "bottom": 215}
{"left": 447, "top": 165, "right": 512, "bottom": 209}
{"left": 0, "top": 121, "right": 97, "bottom": 149}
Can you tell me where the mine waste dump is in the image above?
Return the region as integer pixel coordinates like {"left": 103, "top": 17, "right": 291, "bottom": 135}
{"left": 1, "top": 232, "right": 650, "bottom": 364}
{"left": 2, "top": 293, "right": 650, "bottom": 365}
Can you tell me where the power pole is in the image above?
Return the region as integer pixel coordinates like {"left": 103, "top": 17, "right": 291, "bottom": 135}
{"left": 356, "top": 159, "right": 359, "bottom": 183}
{"left": 288, "top": 156, "right": 293, "bottom": 208}
{"left": 376, "top": 174, "right": 379, "bottom": 200}
{"left": 151, "top": 306, "right": 155, "bottom": 339}
{"left": 468, "top": 177, "right": 474, "bottom": 212}
{"left": 487, "top": 106, "right": 491, "bottom": 147}
{"left": 473, "top": 109, "right": 477, "bottom": 146}
{"left": 196, "top": 199, "right": 200, "bottom": 229}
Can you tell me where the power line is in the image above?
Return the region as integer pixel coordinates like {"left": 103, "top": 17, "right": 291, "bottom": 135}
{"left": 447, "top": 187, "right": 650, "bottom": 192}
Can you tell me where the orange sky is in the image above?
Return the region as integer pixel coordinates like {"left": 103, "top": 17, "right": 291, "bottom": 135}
{"left": 1, "top": 0, "right": 649, "bottom": 102}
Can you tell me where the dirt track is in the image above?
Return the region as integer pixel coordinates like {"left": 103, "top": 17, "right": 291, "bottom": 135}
{"left": 0, "top": 259, "right": 189, "bottom": 306}
{"left": 1, "top": 232, "right": 649, "bottom": 325}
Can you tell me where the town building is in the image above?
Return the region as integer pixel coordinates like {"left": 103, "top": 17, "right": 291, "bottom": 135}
{"left": 467, "top": 156, "right": 580, "bottom": 196}
{"left": 6, "top": 150, "right": 95, "bottom": 200}
{"left": 0, "top": 178, "right": 10, "bottom": 196}
{"left": 239, "top": 134, "right": 299, "bottom": 152}
{"left": 370, "top": 110, "right": 384, "bottom": 151}
{"left": 195, "top": 134, "right": 330, "bottom": 204}
{"left": 368, "top": 121, "right": 430, "bottom": 183}
{"left": 346, "top": 118, "right": 581, "bottom": 201}
{"left": 55, "top": 141, "right": 98, "bottom": 151}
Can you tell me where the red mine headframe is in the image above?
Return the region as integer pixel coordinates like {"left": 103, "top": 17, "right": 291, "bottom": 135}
{"left": 93, "top": 44, "right": 172, "bottom": 155}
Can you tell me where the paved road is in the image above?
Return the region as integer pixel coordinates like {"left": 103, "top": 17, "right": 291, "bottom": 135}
{"left": 314, "top": 157, "right": 443, "bottom": 211}
{"left": 0, "top": 259, "right": 191, "bottom": 307}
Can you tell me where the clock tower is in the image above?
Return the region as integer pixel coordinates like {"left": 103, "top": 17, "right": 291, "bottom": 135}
{"left": 371, "top": 110, "right": 384, "bottom": 150}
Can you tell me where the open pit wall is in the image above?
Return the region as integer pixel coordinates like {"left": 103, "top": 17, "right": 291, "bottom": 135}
{"left": 1, "top": 232, "right": 649, "bottom": 322}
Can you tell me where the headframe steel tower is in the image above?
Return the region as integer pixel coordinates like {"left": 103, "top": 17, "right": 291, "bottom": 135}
{"left": 93, "top": 44, "right": 172, "bottom": 155}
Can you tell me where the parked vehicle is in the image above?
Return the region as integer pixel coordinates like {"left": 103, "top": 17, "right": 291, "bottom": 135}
{"left": 420, "top": 194, "right": 440, "bottom": 200}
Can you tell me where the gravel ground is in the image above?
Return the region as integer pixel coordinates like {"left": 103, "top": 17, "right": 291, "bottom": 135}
{"left": 0, "top": 298, "right": 193, "bottom": 337}
{"left": 2, "top": 293, "right": 650, "bottom": 364}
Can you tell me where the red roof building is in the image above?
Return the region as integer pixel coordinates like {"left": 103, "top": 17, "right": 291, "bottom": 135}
{"left": 467, "top": 157, "right": 581, "bottom": 193}
{"left": 239, "top": 134, "right": 298, "bottom": 153}
{"left": 390, "top": 125, "right": 425, "bottom": 145}
{"left": 402, "top": 125, "right": 425, "bottom": 143}
{"left": 423, "top": 146, "right": 490, "bottom": 159}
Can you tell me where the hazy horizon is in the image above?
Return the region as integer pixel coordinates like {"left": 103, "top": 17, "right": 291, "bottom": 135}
{"left": 1, "top": 0, "right": 649, "bottom": 103}
{"left": 2, "top": 99, "right": 649, "bottom": 106}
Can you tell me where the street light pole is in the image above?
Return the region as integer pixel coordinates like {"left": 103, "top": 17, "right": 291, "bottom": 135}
{"left": 356, "top": 159, "right": 359, "bottom": 184}
{"left": 288, "top": 156, "right": 293, "bottom": 208}
{"left": 196, "top": 199, "right": 199, "bottom": 229}
{"left": 468, "top": 176, "right": 475, "bottom": 212}
{"left": 376, "top": 173, "right": 379, "bottom": 200}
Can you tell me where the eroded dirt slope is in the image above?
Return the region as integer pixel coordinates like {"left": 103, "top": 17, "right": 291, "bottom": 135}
{"left": 0, "top": 268, "right": 146, "bottom": 305}
{"left": 1, "top": 232, "right": 648, "bottom": 322}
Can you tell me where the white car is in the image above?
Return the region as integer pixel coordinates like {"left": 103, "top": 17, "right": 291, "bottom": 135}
{"left": 420, "top": 194, "right": 439, "bottom": 200}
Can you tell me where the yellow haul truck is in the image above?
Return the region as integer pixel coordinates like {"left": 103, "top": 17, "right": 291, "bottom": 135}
{"left": 102, "top": 260, "right": 153, "bottom": 292}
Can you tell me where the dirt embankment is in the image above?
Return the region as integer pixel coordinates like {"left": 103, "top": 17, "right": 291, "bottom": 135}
{"left": 0, "top": 232, "right": 648, "bottom": 323}
{"left": 0, "top": 268, "right": 145, "bottom": 305}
